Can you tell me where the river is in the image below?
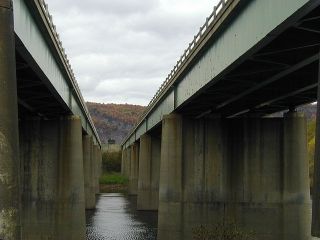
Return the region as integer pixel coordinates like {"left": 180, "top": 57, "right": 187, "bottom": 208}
{"left": 86, "top": 193, "right": 320, "bottom": 240}
{"left": 86, "top": 193, "right": 158, "bottom": 240}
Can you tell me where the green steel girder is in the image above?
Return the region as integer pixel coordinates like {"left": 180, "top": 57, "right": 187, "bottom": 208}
{"left": 123, "top": 0, "right": 320, "bottom": 147}
{"left": 13, "top": 0, "right": 101, "bottom": 146}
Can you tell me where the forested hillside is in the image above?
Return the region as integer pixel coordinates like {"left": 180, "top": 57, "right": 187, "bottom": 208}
{"left": 86, "top": 102, "right": 145, "bottom": 144}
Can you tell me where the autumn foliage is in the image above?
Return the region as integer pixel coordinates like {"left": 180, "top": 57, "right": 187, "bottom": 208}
{"left": 86, "top": 102, "right": 146, "bottom": 144}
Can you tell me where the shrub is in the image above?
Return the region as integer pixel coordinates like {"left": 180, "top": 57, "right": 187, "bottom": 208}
{"left": 102, "top": 151, "right": 122, "bottom": 173}
{"left": 308, "top": 118, "right": 316, "bottom": 192}
{"left": 192, "top": 222, "right": 255, "bottom": 240}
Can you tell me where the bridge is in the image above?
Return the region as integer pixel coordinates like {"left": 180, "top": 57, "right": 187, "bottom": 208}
{"left": 0, "top": 0, "right": 102, "bottom": 239}
{"left": 122, "top": 0, "right": 320, "bottom": 239}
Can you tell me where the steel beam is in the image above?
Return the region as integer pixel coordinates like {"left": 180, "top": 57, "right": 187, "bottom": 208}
{"left": 255, "top": 43, "right": 320, "bottom": 57}
{"left": 217, "top": 54, "right": 319, "bottom": 109}
{"left": 295, "top": 26, "right": 320, "bottom": 34}
{"left": 254, "top": 84, "right": 317, "bottom": 110}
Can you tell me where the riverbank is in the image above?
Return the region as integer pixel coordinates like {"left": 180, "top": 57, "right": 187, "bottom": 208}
{"left": 100, "top": 183, "right": 128, "bottom": 193}
{"left": 99, "top": 172, "right": 128, "bottom": 193}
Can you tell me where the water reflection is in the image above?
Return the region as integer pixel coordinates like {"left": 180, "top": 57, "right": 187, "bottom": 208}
{"left": 86, "top": 193, "right": 158, "bottom": 240}
{"left": 86, "top": 194, "right": 320, "bottom": 240}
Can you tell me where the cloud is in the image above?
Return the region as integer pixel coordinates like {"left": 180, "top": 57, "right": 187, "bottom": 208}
{"left": 45, "top": 0, "right": 158, "bottom": 16}
{"left": 45, "top": 0, "right": 219, "bottom": 105}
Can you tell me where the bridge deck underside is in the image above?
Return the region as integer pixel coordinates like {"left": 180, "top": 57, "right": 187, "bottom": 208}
{"left": 16, "top": 49, "right": 69, "bottom": 119}
{"left": 13, "top": 0, "right": 100, "bottom": 145}
{"left": 178, "top": 5, "right": 320, "bottom": 118}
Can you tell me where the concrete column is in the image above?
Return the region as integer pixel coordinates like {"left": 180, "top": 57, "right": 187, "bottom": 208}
{"left": 226, "top": 114, "right": 310, "bottom": 240}
{"left": 137, "top": 134, "right": 160, "bottom": 210}
{"left": 181, "top": 115, "right": 227, "bottom": 234}
{"left": 97, "top": 146, "right": 102, "bottom": 193}
{"left": 312, "top": 58, "right": 320, "bottom": 236}
{"left": 121, "top": 148, "right": 126, "bottom": 175}
{"left": 129, "top": 142, "right": 139, "bottom": 195}
{"left": 93, "top": 145, "right": 100, "bottom": 194}
{"left": 124, "top": 147, "right": 131, "bottom": 178}
{"left": 20, "top": 116, "right": 86, "bottom": 240}
{"left": 0, "top": 1, "right": 21, "bottom": 239}
{"left": 157, "top": 113, "right": 310, "bottom": 240}
{"left": 90, "top": 141, "right": 97, "bottom": 197}
{"left": 158, "top": 114, "right": 183, "bottom": 239}
{"left": 20, "top": 117, "right": 56, "bottom": 239}
{"left": 97, "top": 146, "right": 102, "bottom": 178}
{"left": 56, "top": 116, "right": 86, "bottom": 240}
{"left": 158, "top": 115, "right": 224, "bottom": 239}
{"left": 83, "top": 135, "right": 95, "bottom": 209}
{"left": 128, "top": 147, "right": 132, "bottom": 178}
{"left": 282, "top": 111, "right": 310, "bottom": 239}
{"left": 94, "top": 145, "right": 102, "bottom": 194}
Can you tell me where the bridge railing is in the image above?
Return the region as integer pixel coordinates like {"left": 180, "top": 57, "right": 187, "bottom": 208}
{"left": 36, "top": 0, "right": 101, "bottom": 145}
{"left": 123, "top": 0, "right": 232, "bottom": 146}
{"left": 147, "top": 0, "right": 229, "bottom": 109}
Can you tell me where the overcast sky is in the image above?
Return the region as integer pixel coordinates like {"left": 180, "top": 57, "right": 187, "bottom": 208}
{"left": 45, "top": 0, "right": 219, "bottom": 106}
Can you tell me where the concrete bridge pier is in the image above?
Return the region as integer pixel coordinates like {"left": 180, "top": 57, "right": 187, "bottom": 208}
{"left": 56, "top": 116, "right": 86, "bottom": 240}
{"left": 19, "top": 116, "right": 86, "bottom": 240}
{"left": 129, "top": 142, "right": 139, "bottom": 195}
{"left": 312, "top": 57, "right": 320, "bottom": 237}
{"left": 121, "top": 148, "right": 126, "bottom": 175}
{"left": 126, "top": 147, "right": 131, "bottom": 179}
{"left": 97, "top": 146, "right": 102, "bottom": 193}
{"left": 158, "top": 114, "right": 183, "bottom": 239}
{"left": 121, "top": 147, "right": 128, "bottom": 176}
{"left": 122, "top": 147, "right": 131, "bottom": 179}
{"left": 97, "top": 146, "right": 102, "bottom": 187}
{"left": 157, "top": 113, "right": 310, "bottom": 240}
{"left": 93, "top": 144, "right": 100, "bottom": 194}
{"left": 83, "top": 135, "right": 96, "bottom": 209}
{"left": 137, "top": 134, "right": 161, "bottom": 210}
{"left": 282, "top": 112, "right": 311, "bottom": 239}
{"left": 0, "top": 0, "right": 21, "bottom": 239}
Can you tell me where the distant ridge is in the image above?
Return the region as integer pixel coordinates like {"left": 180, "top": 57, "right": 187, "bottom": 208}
{"left": 86, "top": 102, "right": 145, "bottom": 144}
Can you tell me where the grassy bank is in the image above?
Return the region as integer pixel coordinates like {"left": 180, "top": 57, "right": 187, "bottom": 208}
{"left": 99, "top": 172, "right": 128, "bottom": 193}
{"left": 100, "top": 172, "right": 128, "bottom": 185}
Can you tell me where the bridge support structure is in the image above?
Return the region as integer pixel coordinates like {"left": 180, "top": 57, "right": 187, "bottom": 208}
{"left": 137, "top": 134, "right": 161, "bottom": 210}
{"left": 0, "top": 0, "right": 21, "bottom": 239}
{"left": 157, "top": 113, "right": 311, "bottom": 240}
{"left": 83, "top": 135, "right": 96, "bottom": 209}
{"left": 312, "top": 55, "right": 320, "bottom": 237}
{"left": 129, "top": 142, "right": 139, "bottom": 195}
{"left": 0, "top": 0, "right": 101, "bottom": 239}
{"left": 97, "top": 146, "right": 102, "bottom": 192}
{"left": 19, "top": 116, "right": 86, "bottom": 240}
{"left": 121, "top": 148, "right": 126, "bottom": 175}
{"left": 122, "top": 147, "right": 131, "bottom": 179}
{"left": 92, "top": 144, "right": 102, "bottom": 195}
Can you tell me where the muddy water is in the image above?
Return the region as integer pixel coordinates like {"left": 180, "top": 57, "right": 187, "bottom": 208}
{"left": 86, "top": 193, "right": 158, "bottom": 240}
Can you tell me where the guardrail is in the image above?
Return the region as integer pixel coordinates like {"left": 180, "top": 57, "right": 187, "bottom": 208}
{"left": 122, "top": 0, "right": 232, "bottom": 146}
{"left": 36, "top": 0, "right": 101, "bottom": 145}
{"left": 147, "top": 0, "right": 230, "bottom": 109}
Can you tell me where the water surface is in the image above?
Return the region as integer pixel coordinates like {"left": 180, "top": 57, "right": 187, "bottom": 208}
{"left": 86, "top": 193, "right": 158, "bottom": 240}
{"left": 87, "top": 193, "right": 320, "bottom": 240}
